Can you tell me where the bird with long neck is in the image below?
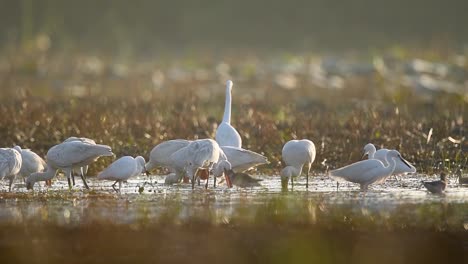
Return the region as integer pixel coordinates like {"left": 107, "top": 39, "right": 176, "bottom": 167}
{"left": 280, "top": 139, "right": 316, "bottom": 189}
{"left": 169, "top": 139, "right": 220, "bottom": 189}
{"left": 363, "top": 143, "right": 416, "bottom": 182}
{"left": 329, "top": 150, "right": 411, "bottom": 191}
{"left": 26, "top": 141, "right": 113, "bottom": 190}
{"left": 215, "top": 80, "right": 242, "bottom": 148}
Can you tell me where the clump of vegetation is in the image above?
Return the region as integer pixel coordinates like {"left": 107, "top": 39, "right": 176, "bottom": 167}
{"left": 0, "top": 50, "right": 465, "bottom": 177}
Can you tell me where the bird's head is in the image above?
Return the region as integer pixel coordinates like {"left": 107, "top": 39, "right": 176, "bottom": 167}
{"left": 280, "top": 167, "right": 293, "bottom": 189}
{"left": 362, "top": 143, "right": 375, "bottom": 159}
{"left": 440, "top": 172, "right": 447, "bottom": 182}
{"left": 25, "top": 175, "right": 35, "bottom": 190}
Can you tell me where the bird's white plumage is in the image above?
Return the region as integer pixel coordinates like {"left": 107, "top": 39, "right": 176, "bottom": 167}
{"left": 329, "top": 150, "right": 403, "bottom": 190}
{"left": 215, "top": 80, "right": 242, "bottom": 148}
{"left": 145, "top": 139, "right": 191, "bottom": 171}
{"left": 0, "top": 148, "right": 22, "bottom": 190}
{"left": 152, "top": 140, "right": 266, "bottom": 184}
{"left": 98, "top": 156, "right": 145, "bottom": 181}
{"left": 13, "top": 146, "right": 46, "bottom": 179}
{"left": 363, "top": 143, "right": 416, "bottom": 174}
{"left": 221, "top": 146, "right": 268, "bottom": 172}
{"left": 47, "top": 142, "right": 113, "bottom": 168}
{"left": 63, "top": 136, "right": 97, "bottom": 176}
{"left": 169, "top": 139, "right": 220, "bottom": 187}
{"left": 280, "top": 140, "right": 316, "bottom": 182}
{"left": 26, "top": 141, "right": 113, "bottom": 189}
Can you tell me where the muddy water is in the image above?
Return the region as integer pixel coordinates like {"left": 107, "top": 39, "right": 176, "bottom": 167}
{"left": 1, "top": 174, "right": 467, "bottom": 264}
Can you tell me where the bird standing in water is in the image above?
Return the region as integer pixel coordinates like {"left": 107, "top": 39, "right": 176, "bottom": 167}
{"left": 422, "top": 173, "right": 447, "bottom": 194}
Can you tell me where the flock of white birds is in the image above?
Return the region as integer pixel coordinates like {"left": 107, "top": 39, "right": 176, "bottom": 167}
{"left": 0, "top": 80, "right": 418, "bottom": 193}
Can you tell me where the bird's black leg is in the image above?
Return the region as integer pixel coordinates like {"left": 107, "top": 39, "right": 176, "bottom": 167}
{"left": 80, "top": 174, "right": 90, "bottom": 189}
{"left": 112, "top": 181, "right": 119, "bottom": 193}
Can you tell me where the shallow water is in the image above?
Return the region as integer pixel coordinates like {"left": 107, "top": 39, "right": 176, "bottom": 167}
{"left": 1, "top": 174, "right": 467, "bottom": 264}
{"left": 1, "top": 174, "right": 467, "bottom": 227}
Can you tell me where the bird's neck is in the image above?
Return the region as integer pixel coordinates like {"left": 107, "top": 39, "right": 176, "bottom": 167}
{"left": 368, "top": 148, "right": 376, "bottom": 159}
{"left": 284, "top": 165, "right": 303, "bottom": 178}
{"left": 31, "top": 166, "right": 57, "bottom": 183}
{"left": 385, "top": 158, "right": 397, "bottom": 176}
{"left": 367, "top": 145, "right": 376, "bottom": 159}
{"left": 222, "top": 87, "right": 232, "bottom": 123}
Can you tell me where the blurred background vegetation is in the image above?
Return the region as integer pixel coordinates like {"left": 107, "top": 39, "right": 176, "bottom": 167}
{"left": 1, "top": 0, "right": 468, "bottom": 55}
{"left": 0, "top": 0, "right": 466, "bottom": 175}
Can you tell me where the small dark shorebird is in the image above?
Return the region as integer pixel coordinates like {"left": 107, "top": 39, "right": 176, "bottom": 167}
{"left": 422, "top": 173, "right": 447, "bottom": 194}
{"left": 224, "top": 169, "right": 262, "bottom": 188}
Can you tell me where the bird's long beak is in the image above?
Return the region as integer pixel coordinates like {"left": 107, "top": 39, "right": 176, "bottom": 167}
{"left": 399, "top": 155, "right": 412, "bottom": 169}
{"left": 225, "top": 174, "right": 232, "bottom": 188}
{"left": 224, "top": 169, "right": 233, "bottom": 188}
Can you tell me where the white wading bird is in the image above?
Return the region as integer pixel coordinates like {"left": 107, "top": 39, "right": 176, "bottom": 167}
{"left": 13, "top": 146, "right": 46, "bottom": 181}
{"left": 215, "top": 80, "right": 242, "bottom": 148}
{"left": 26, "top": 141, "right": 113, "bottom": 190}
{"left": 221, "top": 146, "right": 268, "bottom": 173}
{"left": 147, "top": 139, "right": 267, "bottom": 186}
{"left": 145, "top": 139, "right": 191, "bottom": 182}
{"left": 329, "top": 150, "right": 412, "bottom": 191}
{"left": 363, "top": 143, "right": 416, "bottom": 177}
{"left": 0, "top": 148, "right": 22, "bottom": 191}
{"left": 280, "top": 139, "right": 316, "bottom": 188}
{"left": 169, "top": 139, "right": 220, "bottom": 189}
{"left": 63, "top": 137, "right": 97, "bottom": 185}
{"left": 98, "top": 156, "right": 146, "bottom": 192}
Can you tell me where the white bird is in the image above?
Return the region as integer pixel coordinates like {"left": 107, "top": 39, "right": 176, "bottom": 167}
{"left": 145, "top": 139, "right": 191, "bottom": 179}
{"left": 215, "top": 80, "right": 242, "bottom": 148}
{"left": 212, "top": 159, "right": 233, "bottom": 188}
{"left": 0, "top": 148, "right": 22, "bottom": 191}
{"left": 26, "top": 141, "right": 113, "bottom": 190}
{"left": 13, "top": 146, "right": 47, "bottom": 180}
{"left": 210, "top": 146, "right": 267, "bottom": 188}
{"left": 63, "top": 136, "right": 97, "bottom": 184}
{"left": 148, "top": 139, "right": 266, "bottom": 186}
{"left": 280, "top": 139, "right": 316, "bottom": 188}
{"left": 363, "top": 143, "right": 416, "bottom": 176}
{"left": 169, "top": 139, "right": 220, "bottom": 189}
{"left": 329, "top": 150, "right": 412, "bottom": 191}
{"left": 98, "top": 156, "right": 146, "bottom": 192}
{"left": 221, "top": 146, "right": 268, "bottom": 172}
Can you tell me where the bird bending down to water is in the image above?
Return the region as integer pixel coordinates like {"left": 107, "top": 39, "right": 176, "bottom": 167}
{"left": 422, "top": 173, "right": 446, "bottom": 194}
{"left": 280, "top": 139, "right": 316, "bottom": 189}
{"left": 224, "top": 168, "right": 262, "bottom": 188}
{"left": 363, "top": 143, "right": 416, "bottom": 180}
{"left": 98, "top": 156, "right": 146, "bottom": 192}
{"left": 13, "top": 146, "right": 46, "bottom": 182}
{"left": 169, "top": 139, "right": 220, "bottom": 189}
{"left": 64, "top": 137, "right": 97, "bottom": 185}
{"left": 0, "top": 148, "right": 22, "bottom": 191}
{"left": 26, "top": 141, "right": 113, "bottom": 190}
{"left": 329, "top": 150, "right": 411, "bottom": 191}
{"left": 146, "top": 139, "right": 191, "bottom": 184}
{"left": 215, "top": 80, "right": 242, "bottom": 148}
{"left": 151, "top": 139, "right": 265, "bottom": 186}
